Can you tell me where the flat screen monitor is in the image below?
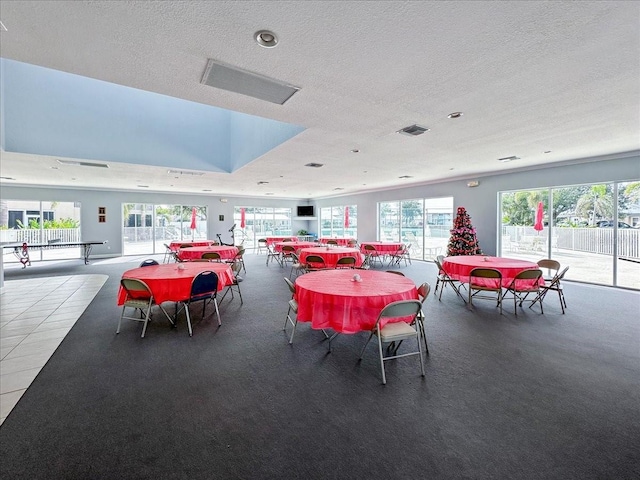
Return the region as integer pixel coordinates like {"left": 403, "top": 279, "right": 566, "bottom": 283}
{"left": 297, "top": 206, "right": 315, "bottom": 217}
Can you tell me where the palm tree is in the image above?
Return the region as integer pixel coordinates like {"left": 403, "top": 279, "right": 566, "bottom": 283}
{"left": 575, "top": 185, "right": 613, "bottom": 225}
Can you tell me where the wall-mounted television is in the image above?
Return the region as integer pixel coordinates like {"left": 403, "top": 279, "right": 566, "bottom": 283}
{"left": 297, "top": 205, "right": 315, "bottom": 217}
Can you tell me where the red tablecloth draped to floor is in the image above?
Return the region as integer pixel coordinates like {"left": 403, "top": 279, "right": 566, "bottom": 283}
{"left": 298, "top": 246, "right": 364, "bottom": 268}
{"left": 117, "top": 262, "right": 234, "bottom": 305}
{"left": 295, "top": 270, "right": 418, "bottom": 333}
{"left": 359, "top": 241, "right": 404, "bottom": 254}
{"left": 169, "top": 240, "right": 216, "bottom": 251}
{"left": 442, "top": 255, "right": 542, "bottom": 288}
{"left": 177, "top": 245, "right": 238, "bottom": 261}
{"left": 319, "top": 237, "right": 356, "bottom": 246}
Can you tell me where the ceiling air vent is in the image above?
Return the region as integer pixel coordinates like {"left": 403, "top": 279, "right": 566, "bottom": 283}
{"left": 57, "top": 159, "right": 109, "bottom": 168}
{"left": 201, "top": 59, "right": 299, "bottom": 105}
{"left": 397, "top": 124, "right": 430, "bottom": 136}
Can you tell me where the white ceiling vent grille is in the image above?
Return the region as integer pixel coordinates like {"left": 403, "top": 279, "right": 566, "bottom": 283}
{"left": 397, "top": 124, "right": 430, "bottom": 136}
{"left": 201, "top": 59, "right": 299, "bottom": 105}
{"left": 57, "top": 159, "right": 109, "bottom": 168}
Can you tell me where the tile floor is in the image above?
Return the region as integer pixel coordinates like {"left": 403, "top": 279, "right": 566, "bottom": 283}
{"left": 0, "top": 274, "right": 107, "bottom": 425}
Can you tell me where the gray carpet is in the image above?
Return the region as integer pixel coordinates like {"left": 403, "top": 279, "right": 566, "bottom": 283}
{"left": 1, "top": 254, "right": 639, "bottom": 480}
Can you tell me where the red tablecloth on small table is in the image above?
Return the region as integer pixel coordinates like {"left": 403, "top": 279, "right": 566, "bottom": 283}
{"left": 169, "top": 240, "right": 216, "bottom": 251}
{"left": 298, "top": 247, "right": 364, "bottom": 268}
{"left": 359, "top": 241, "right": 404, "bottom": 254}
{"left": 295, "top": 270, "right": 418, "bottom": 333}
{"left": 177, "top": 245, "right": 238, "bottom": 261}
{"left": 319, "top": 237, "right": 356, "bottom": 246}
{"left": 442, "top": 256, "right": 542, "bottom": 288}
{"left": 117, "top": 262, "right": 234, "bottom": 305}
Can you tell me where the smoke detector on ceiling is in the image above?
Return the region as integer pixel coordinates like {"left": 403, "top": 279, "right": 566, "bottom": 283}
{"left": 397, "top": 124, "right": 430, "bottom": 136}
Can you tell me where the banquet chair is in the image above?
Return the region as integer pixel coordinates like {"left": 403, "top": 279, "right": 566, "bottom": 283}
{"left": 289, "top": 252, "right": 307, "bottom": 279}
{"left": 176, "top": 270, "right": 221, "bottom": 336}
{"left": 266, "top": 243, "right": 283, "bottom": 266}
{"left": 434, "top": 256, "right": 465, "bottom": 302}
{"left": 283, "top": 277, "right": 300, "bottom": 344}
{"left": 220, "top": 261, "right": 243, "bottom": 305}
{"left": 304, "top": 255, "right": 327, "bottom": 271}
{"left": 388, "top": 244, "right": 411, "bottom": 267}
{"left": 227, "top": 245, "right": 246, "bottom": 273}
{"left": 468, "top": 268, "right": 503, "bottom": 314}
{"left": 257, "top": 238, "right": 268, "bottom": 255}
{"left": 530, "top": 266, "right": 569, "bottom": 314}
{"left": 347, "top": 239, "right": 358, "bottom": 248}
{"left": 139, "top": 259, "right": 159, "bottom": 267}
{"left": 162, "top": 243, "right": 172, "bottom": 263}
{"left": 117, "top": 278, "right": 174, "bottom": 338}
{"left": 281, "top": 245, "right": 296, "bottom": 267}
{"left": 391, "top": 282, "right": 431, "bottom": 356}
{"left": 336, "top": 256, "right": 357, "bottom": 269}
{"left": 326, "top": 239, "right": 339, "bottom": 245}
{"left": 362, "top": 244, "right": 383, "bottom": 268}
{"left": 282, "top": 277, "right": 328, "bottom": 344}
{"left": 201, "top": 252, "right": 222, "bottom": 262}
{"left": 537, "top": 259, "right": 560, "bottom": 282}
{"left": 358, "top": 299, "right": 426, "bottom": 385}
{"left": 504, "top": 269, "right": 543, "bottom": 315}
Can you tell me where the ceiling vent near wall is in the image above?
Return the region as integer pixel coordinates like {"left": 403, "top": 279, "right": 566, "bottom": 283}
{"left": 201, "top": 59, "right": 300, "bottom": 105}
{"left": 57, "top": 159, "right": 109, "bottom": 168}
{"left": 397, "top": 124, "right": 430, "bottom": 136}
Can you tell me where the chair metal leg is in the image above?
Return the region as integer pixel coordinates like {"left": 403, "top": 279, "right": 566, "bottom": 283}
{"left": 376, "top": 333, "right": 387, "bottom": 385}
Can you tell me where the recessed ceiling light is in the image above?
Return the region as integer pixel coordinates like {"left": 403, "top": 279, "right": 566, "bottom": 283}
{"left": 254, "top": 30, "right": 278, "bottom": 48}
{"left": 498, "top": 156, "right": 521, "bottom": 163}
{"left": 305, "top": 163, "right": 324, "bottom": 168}
{"left": 448, "top": 112, "right": 463, "bottom": 119}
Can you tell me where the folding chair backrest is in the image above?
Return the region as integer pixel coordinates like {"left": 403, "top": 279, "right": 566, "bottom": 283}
{"left": 336, "top": 256, "right": 357, "bottom": 267}
{"left": 377, "top": 300, "right": 422, "bottom": 325}
{"left": 121, "top": 278, "right": 153, "bottom": 300}
{"left": 140, "top": 259, "right": 159, "bottom": 267}
{"left": 511, "top": 269, "right": 542, "bottom": 289}
{"left": 284, "top": 277, "right": 296, "bottom": 295}
{"left": 469, "top": 268, "right": 502, "bottom": 288}
{"left": 202, "top": 252, "right": 221, "bottom": 260}
{"left": 417, "top": 282, "right": 431, "bottom": 303}
{"left": 190, "top": 271, "right": 218, "bottom": 300}
{"left": 327, "top": 240, "right": 338, "bottom": 245}
{"left": 305, "top": 255, "right": 326, "bottom": 267}
{"left": 282, "top": 245, "right": 295, "bottom": 253}
{"left": 385, "top": 270, "right": 405, "bottom": 276}
{"left": 537, "top": 259, "right": 560, "bottom": 271}
{"left": 550, "top": 266, "right": 570, "bottom": 286}
{"left": 231, "top": 261, "right": 242, "bottom": 276}
{"left": 364, "top": 244, "right": 377, "bottom": 252}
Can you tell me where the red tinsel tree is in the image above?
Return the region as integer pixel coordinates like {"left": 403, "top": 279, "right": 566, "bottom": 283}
{"left": 447, "top": 206, "right": 482, "bottom": 256}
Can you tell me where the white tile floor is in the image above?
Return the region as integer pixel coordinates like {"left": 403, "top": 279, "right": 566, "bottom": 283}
{"left": 0, "top": 274, "right": 107, "bottom": 424}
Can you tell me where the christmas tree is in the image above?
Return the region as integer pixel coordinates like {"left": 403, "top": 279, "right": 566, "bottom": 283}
{"left": 447, "top": 206, "right": 482, "bottom": 256}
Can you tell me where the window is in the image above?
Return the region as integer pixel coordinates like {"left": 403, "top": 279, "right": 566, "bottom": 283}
{"left": 122, "top": 204, "right": 208, "bottom": 255}
{"left": 499, "top": 181, "right": 640, "bottom": 289}
{"left": 378, "top": 197, "right": 453, "bottom": 260}
{"left": 319, "top": 205, "right": 357, "bottom": 238}
{"left": 233, "top": 206, "right": 293, "bottom": 249}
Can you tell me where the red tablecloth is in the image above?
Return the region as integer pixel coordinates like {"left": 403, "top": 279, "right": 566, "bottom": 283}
{"left": 169, "top": 240, "right": 216, "bottom": 251}
{"left": 359, "top": 241, "right": 404, "bottom": 254}
{"left": 298, "top": 246, "right": 364, "bottom": 268}
{"left": 177, "top": 245, "right": 238, "bottom": 261}
{"left": 319, "top": 237, "right": 356, "bottom": 246}
{"left": 295, "top": 270, "right": 418, "bottom": 333}
{"left": 442, "top": 256, "right": 542, "bottom": 288}
{"left": 117, "top": 262, "right": 234, "bottom": 305}
{"left": 265, "top": 236, "right": 296, "bottom": 246}
{"left": 274, "top": 241, "right": 317, "bottom": 253}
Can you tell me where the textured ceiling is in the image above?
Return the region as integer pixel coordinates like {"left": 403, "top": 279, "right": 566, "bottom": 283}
{"left": 0, "top": 0, "right": 638, "bottom": 199}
